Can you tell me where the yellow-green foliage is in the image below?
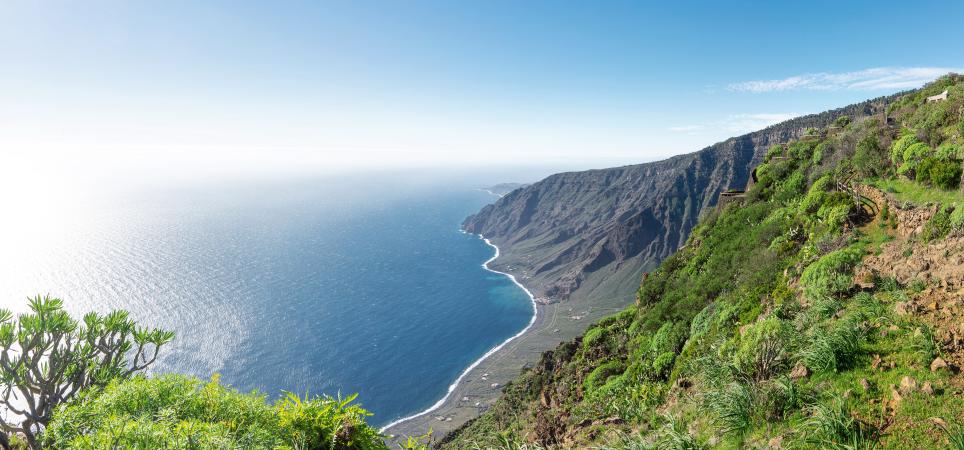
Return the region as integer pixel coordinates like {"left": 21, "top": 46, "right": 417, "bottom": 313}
{"left": 890, "top": 132, "right": 919, "bottom": 166}
{"left": 728, "top": 317, "right": 793, "bottom": 381}
{"left": 584, "top": 360, "right": 625, "bottom": 393}
{"left": 897, "top": 142, "right": 933, "bottom": 176}
{"left": 921, "top": 206, "right": 954, "bottom": 242}
{"left": 45, "top": 375, "right": 388, "bottom": 450}
{"left": 800, "top": 174, "right": 834, "bottom": 213}
{"left": 766, "top": 144, "right": 785, "bottom": 160}
{"left": 800, "top": 244, "right": 864, "bottom": 301}
{"left": 442, "top": 76, "right": 964, "bottom": 450}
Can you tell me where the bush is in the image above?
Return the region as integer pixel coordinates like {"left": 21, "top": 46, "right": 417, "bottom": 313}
{"left": 936, "top": 143, "right": 964, "bottom": 160}
{"left": 951, "top": 207, "right": 964, "bottom": 231}
{"left": 45, "top": 375, "right": 387, "bottom": 449}
{"left": 852, "top": 135, "right": 887, "bottom": 178}
{"left": 0, "top": 297, "right": 172, "bottom": 448}
{"left": 583, "top": 326, "right": 606, "bottom": 351}
{"left": 800, "top": 175, "right": 835, "bottom": 214}
{"left": 730, "top": 318, "right": 792, "bottom": 381}
{"left": 763, "top": 376, "right": 808, "bottom": 420}
{"left": 800, "top": 245, "right": 864, "bottom": 302}
{"left": 890, "top": 133, "right": 919, "bottom": 166}
{"left": 584, "top": 360, "right": 626, "bottom": 393}
{"left": 929, "top": 159, "right": 962, "bottom": 189}
{"left": 767, "top": 144, "right": 785, "bottom": 160}
{"left": 897, "top": 142, "right": 933, "bottom": 177}
{"left": 917, "top": 157, "right": 938, "bottom": 183}
{"left": 651, "top": 352, "right": 676, "bottom": 379}
{"left": 812, "top": 143, "right": 827, "bottom": 165}
{"left": 922, "top": 206, "right": 954, "bottom": 242}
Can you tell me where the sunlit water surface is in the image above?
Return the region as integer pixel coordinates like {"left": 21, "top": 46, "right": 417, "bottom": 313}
{"left": 0, "top": 173, "right": 532, "bottom": 426}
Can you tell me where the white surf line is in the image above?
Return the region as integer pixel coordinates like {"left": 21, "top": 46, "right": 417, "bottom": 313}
{"left": 379, "top": 231, "right": 539, "bottom": 434}
{"left": 475, "top": 188, "right": 505, "bottom": 198}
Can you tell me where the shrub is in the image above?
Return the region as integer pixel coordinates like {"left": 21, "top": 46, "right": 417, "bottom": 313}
{"left": 800, "top": 245, "right": 864, "bottom": 302}
{"left": 767, "top": 144, "right": 785, "bottom": 160}
{"left": 834, "top": 115, "right": 851, "bottom": 128}
{"left": 936, "top": 143, "right": 964, "bottom": 160}
{"left": 812, "top": 143, "right": 827, "bottom": 165}
{"left": 650, "top": 321, "right": 688, "bottom": 356}
{"left": 852, "top": 135, "right": 887, "bottom": 178}
{"left": 917, "top": 157, "right": 937, "bottom": 183}
{"left": 890, "top": 133, "right": 919, "bottom": 166}
{"left": 730, "top": 318, "right": 792, "bottom": 381}
{"left": 584, "top": 360, "right": 626, "bottom": 393}
{"left": 800, "top": 175, "right": 834, "bottom": 214}
{"left": 764, "top": 376, "right": 808, "bottom": 420}
{"left": 583, "top": 326, "right": 606, "bottom": 351}
{"left": 689, "top": 303, "right": 717, "bottom": 340}
{"left": 789, "top": 141, "right": 815, "bottom": 160}
{"left": 0, "top": 297, "right": 172, "bottom": 449}
{"left": 921, "top": 206, "right": 953, "bottom": 242}
{"left": 651, "top": 352, "right": 676, "bottom": 379}
{"left": 897, "top": 142, "right": 933, "bottom": 177}
{"left": 45, "top": 375, "right": 388, "bottom": 449}
{"left": 815, "top": 196, "right": 855, "bottom": 230}
{"left": 951, "top": 207, "right": 964, "bottom": 231}
{"left": 929, "top": 159, "right": 963, "bottom": 189}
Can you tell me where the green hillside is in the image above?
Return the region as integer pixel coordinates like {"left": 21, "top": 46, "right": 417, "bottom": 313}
{"left": 440, "top": 75, "right": 964, "bottom": 449}
{"left": 2, "top": 76, "right": 962, "bottom": 449}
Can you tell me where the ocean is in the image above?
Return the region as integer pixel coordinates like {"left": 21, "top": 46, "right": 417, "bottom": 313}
{"left": 0, "top": 171, "right": 534, "bottom": 427}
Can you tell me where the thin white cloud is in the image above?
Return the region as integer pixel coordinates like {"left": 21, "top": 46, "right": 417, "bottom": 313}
{"left": 669, "top": 125, "right": 704, "bottom": 132}
{"left": 727, "top": 67, "right": 962, "bottom": 93}
{"left": 670, "top": 113, "right": 798, "bottom": 135}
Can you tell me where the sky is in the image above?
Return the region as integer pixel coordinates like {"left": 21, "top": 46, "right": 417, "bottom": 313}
{"left": 2, "top": 0, "right": 964, "bottom": 188}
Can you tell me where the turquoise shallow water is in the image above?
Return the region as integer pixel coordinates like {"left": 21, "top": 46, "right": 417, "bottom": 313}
{"left": 0, "top": 173, "right": 533, "bottom": 427}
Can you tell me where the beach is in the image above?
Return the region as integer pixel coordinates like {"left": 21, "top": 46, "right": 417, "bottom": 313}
{"left": 382, "top": 233, "right": 631, "bottom": 441}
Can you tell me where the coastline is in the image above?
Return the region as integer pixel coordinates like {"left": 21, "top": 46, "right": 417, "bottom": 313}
{"left": 382, "top": 189, "right": 632, "bottom": 442}
{"left": 380, "top": 232, "right": 538, "bottom": 433}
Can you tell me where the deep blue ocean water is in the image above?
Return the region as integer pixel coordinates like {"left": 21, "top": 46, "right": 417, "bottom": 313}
{"left": 0, "top": 173, "right": 533, "bottom": 427}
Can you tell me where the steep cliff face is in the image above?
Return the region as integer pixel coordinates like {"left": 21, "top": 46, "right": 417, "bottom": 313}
{"left": 463, "top": 96, "right": 899, "bottom": 305}
{"left": 444, "top": 76, "right": 964, "bottom": 449}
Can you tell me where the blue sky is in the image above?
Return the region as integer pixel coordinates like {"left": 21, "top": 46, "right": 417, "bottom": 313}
{"left": 2, "top": 0, "right": 963, "bottom": 183}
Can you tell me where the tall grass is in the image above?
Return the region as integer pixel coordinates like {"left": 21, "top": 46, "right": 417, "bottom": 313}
{"left": 803, "top": 402, "right": 878, "bottom": 450}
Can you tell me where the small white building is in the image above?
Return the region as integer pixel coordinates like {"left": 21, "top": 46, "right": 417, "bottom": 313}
{"left": 927, "top": 90, "right": 949, "bottom": 103}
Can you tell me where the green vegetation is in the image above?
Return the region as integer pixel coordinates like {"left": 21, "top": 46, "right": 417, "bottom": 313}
{"left": 44, "top": 375, "right": 384, "bottom": 449}
{"left": 9, "top": 76, "right": 964, "bottom": 449}
{"left": 871, "top": 178, "right": 964, "bottom": 206}
{"left": 0, "top": 296, "right": 172, "bottom": 449}
{"left": 0, "top": 298, "right": 425, "bottom": 449}
{"left": 443, "top": 74, "right": 964, "bottom": 449}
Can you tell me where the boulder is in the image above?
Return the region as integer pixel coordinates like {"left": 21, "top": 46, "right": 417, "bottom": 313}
{"left": 899, "top": 376, "right": 918, "bottom": 394}
{"left": 790, "top": 363, "right": 810, "bottom": 379}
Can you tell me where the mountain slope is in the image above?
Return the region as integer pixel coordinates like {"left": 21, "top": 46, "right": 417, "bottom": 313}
{"left": 463, "top": 96, "right": 902, "bottom": 307}
{"left": 442, "top": 75, "right": 964, "bottom": 449}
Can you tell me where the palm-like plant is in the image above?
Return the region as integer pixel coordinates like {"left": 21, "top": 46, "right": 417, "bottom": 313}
{"left": 0, "top": 295, "right": 172, "bottom": 449}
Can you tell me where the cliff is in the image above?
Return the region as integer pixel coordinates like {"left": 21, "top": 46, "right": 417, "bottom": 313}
{"left": 442, "top": 75, "right": 964, "bottom": 449}
{"left": 463, "top": 95, "right": 902, "bottom": 306}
